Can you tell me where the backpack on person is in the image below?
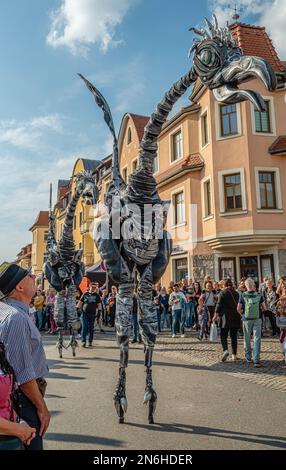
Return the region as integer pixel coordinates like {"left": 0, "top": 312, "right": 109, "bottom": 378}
{"left": 243, "top": 292, "right": 261, "bottom": 320}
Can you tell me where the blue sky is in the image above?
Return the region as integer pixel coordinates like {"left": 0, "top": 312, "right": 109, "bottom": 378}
{"left": 0, "top": 0, "right": 285, "bottom": 262}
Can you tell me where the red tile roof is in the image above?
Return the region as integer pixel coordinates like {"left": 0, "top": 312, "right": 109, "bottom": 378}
{"left": 269, "top": 136, "right": 286, "bottom": 155}
{"left": 230, "top": 23, "right": 285, "bottom": 72}
{"left": 16, "top": 244, "right": 32, "bottom": 260}
{"left": 29, "top": 211, "right": 49, "bottom": 231}
{"left": 129, "top": 114, "right": 149, "bottom": 142}
{"left": 156, "top": 154, "right": 204, "bottom": 185}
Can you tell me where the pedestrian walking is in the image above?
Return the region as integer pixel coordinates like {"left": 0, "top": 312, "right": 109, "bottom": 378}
{"left": 238, "top": 277, "right": 266, "bottom": 367}
{"left": 214, "top": 279, "right": 241, "bottom": 362}
{"left": 159, "top": 288, "right": 170, "bottom": 332}
{"left": 169, "top": 284, "right": 186, "bottom": 338}
{"left": 78, "top": 283, "right": 102, "bottom": 347}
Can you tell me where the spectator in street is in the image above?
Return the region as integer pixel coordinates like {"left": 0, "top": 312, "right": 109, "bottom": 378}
{"left": 0, "top": 264, "right": 50, "bottom": 450}
{"left": 214, "top": 279, "right": 241, "bottom": 362}
{"left": 213, "top": 281, "right": 221, "bottom": 296}
{"left": 78, "top": 283, "right": 102, "bottom": 347}
{"left": 276, "top": 302, "right": 286, "bottom": 364}
{"left": 238, "top": 277, "right": 266, "bottom": 367}
{"left": 184, "top": 292, "right": 196, "bottom": 335}
{"left": 0, "top": 342, "right": 36, "bottom": 450}
{"left": 159, "top": 287, "right": 170, "bottom": 332}
{"left": 33, "top": 289, "right": 45, "bottom": 331}
{"left": 203, "top": 275, "right": 212, "bottom": 289}
{"left": 200, "top": 282, "right": 216, "bottom": 333}
{"left": 28, "top": 301, "right": 36, "bottom": 324}
{"left": 263, "top": 279, "right": 279, "bottom": 336}
{"left": 101, "top": 289, "right": 109, "bottom": 327}
{"left": 197, "top": 296, "right": 209, "bottom": 341}
{"left": 169, "top": 284, "right": 186, "bottom": 338}
{"left": 167, "top": 281, "right": 174, "bottom": 295}
{"left": 276, "top": 277, "right": 286, "bottom": 298}
{"left": 107, "top": 286, "right": 117, "bottom": 327}
{"left": 193, "top": 281, "right": 202, "bottom": 330}
{"left": 45, "top": 288, "right": 56, "bottom": 334}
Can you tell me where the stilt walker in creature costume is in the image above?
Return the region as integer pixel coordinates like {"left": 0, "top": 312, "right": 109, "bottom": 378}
{"left": 44, "top": 175, "right": 99, "bottom": 357}
{"left": 79, "top": 16, "right": 276, "bottom": 423}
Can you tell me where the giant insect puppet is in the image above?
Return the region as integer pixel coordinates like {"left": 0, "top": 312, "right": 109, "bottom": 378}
{"left": 44, "top": 173, "right": 99, "bottom": 357}
{"left": 79, "top": 16, "right": 276, "bottom": 423}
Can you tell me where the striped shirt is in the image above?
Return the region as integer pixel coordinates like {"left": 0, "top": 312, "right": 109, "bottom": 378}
{"left": 0, "top": 299, "right": 48, "bottom": 385}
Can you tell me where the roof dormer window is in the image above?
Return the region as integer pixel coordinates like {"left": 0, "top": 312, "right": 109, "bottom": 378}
{"left": 127, "top": 127, "right": 132, "bottom": 144}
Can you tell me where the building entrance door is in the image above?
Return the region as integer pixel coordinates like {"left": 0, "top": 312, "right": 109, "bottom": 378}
{"left": 239, "top": 256, "right": 259, "bottom": 282}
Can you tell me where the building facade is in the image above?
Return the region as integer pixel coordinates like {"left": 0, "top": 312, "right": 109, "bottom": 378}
{"left": 25, "top": 22, "right": 286, "bottom": 287}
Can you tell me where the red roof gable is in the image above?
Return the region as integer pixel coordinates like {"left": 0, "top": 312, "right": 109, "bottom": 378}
{"left": 230, "top": 23, "right": 285, "bottom": 72}
{"left": 269, "top": 136, "right": 286, "bottom": 155}
{"left": 29, "top": 211, "right": 49, "bottom": 231}
{"left": 129, "top": 114, "right": 149, "bottom": 142}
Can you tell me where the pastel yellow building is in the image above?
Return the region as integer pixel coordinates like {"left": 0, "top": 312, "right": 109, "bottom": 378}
{"left": 29, "top": 211, "right": 49, "bottom": 281}
{"left": 15, "top": 244, "right": 32, "bottom": 270}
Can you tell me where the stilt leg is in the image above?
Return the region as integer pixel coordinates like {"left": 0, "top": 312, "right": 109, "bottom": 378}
{"left": 143, "top": 367, "right": 157, "bottom": 424}
{"left": 114, "top": 366, "right": 127, "bottom": 423}
{"left": 137, "top": 262, "right": 158, "bottom": 424}
{"left": 114, "top": 258, "right": 134, "bottom": 423}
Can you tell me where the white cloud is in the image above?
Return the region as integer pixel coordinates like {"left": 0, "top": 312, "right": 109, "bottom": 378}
{"left": 47, "top": 0, "right": 139, "bottom": 56}
{"left": 0, "top": 114, "right": 64, "bottom": 151}
{"left": 211, "top": 0, "right": 286, "bottom": 57}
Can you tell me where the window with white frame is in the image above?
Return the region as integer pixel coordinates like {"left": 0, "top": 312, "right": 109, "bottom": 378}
{"left": 224, "top": 173, "right": 242, "bottom": 212}
{"left": 171, "top": 130, "right": 183, "bottom": 162}
{"left": 127, "top": 127, "right": 132, "bottom": 144}
{"left": 259, "top": 171, "right": 276, "bottom": 209}
{"left": 201, "top": 112, "right": 209, "bottom": 147}
{"left": 173, "top": 191, "right": 185, "bottom": 225}
{"left": 203, "top": 179, "right": 212, "bottom": 217}
{"left": 219, "top": 104, "right": 238, "bottom": 137}
{"left": 255, "top": 100, "right": 272, "bottom": 133}
{"left": 255, "top": 167, "right": 282, "bottom": 211}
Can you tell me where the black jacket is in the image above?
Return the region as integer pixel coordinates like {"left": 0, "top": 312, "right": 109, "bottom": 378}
{"left": 215, "top": 288, "right": 241, "bottom": 329}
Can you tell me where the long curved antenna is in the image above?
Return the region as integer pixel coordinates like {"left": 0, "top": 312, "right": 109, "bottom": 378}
{"left": 78, "top": 74, "right": 124, "bottom": 194}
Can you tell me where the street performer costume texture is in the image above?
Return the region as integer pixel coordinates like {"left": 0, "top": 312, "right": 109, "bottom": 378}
{"left": 79, "top": 16, "right": 276, "bottom": 423}
{"left": 44, "top": 173, "right": 98, "bottom": 356}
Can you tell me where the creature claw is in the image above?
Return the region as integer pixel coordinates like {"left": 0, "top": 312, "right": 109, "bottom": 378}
{"left": 120, "top": 397, "right": 128, "bottom": 413}
{"left": 143, "top": 391, "right": 152, "bottom": 404}
{"left": 114, "top": 400, "right": 122, "bottom": 417}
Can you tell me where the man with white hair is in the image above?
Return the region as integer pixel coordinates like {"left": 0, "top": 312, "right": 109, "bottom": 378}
{"left": 238, "top": 277, "right": 266, "bottom": 367}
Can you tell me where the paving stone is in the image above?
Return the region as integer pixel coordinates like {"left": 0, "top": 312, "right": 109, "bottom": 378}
{"left": 156, "top": 331, "right": 286, "bottom": 393}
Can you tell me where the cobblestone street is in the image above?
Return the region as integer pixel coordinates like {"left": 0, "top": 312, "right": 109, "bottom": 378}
{"left": 157, "top": 332, "right": 286, "bottom": 393}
